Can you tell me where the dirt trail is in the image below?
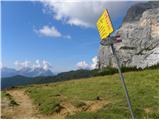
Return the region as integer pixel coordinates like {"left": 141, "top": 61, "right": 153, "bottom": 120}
{"left": 84, "top": 100, "right": 108, "bottom": 112}
{"left": 3, "top": 89, "right": 37, "bottom": 118}
{"left": 2, "top": 89, "right": 69, "bottom": 119}
{"left": 2, "top": 89, "right": 109, "bottom": 119}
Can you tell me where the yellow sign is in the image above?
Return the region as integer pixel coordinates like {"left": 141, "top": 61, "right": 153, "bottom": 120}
{"left": 96, "top": 9, "right": 114, "bottom": 40}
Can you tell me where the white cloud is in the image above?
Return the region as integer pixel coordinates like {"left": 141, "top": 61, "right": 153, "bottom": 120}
{"left": 76, "top": 56, "right": 98, "bottom": 70}
{"left": 34, "top": 25, "right": 71, "bottom": 39}
{"left": 35, "top": 25, "right": 61, "bottom": 37}
{"left": 33, "top": 59, "right": 41, "bottom": 68}
{"left": 42, "top": 60, "right": 52, "bottom": 70}
{"left": 41, "top": 0, "right": 138, "bottom": 28}
{"left": 14, "top": 60, "right": 31, "bottom": 68}
{"left": 14, "top": 60, "right": 53, "bottom": 70}
{"left": 76, "top": 61, "right": 90, "bottom": 70}
{"left": 90, "top": 56, "right": 98, "bottom": 70}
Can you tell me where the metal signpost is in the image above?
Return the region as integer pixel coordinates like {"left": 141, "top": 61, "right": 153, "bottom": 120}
{"left": 96, "top": 9, "right": 135, "bottom": 119}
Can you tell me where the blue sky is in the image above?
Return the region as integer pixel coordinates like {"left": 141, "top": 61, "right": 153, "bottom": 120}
{"left": 2, "top": 1, "right": 137, "bottom": 73}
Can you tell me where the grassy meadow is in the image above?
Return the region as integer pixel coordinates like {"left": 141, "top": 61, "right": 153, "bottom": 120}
{"left": 24, "top": 69, "right": 159, "bottom": 119}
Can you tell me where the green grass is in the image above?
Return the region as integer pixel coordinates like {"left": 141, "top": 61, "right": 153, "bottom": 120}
{"left": 1, "top": 91, "right": 7, "bottom": 98}
{"left": 25, "top": 69, "right": 159, "bottom": 118}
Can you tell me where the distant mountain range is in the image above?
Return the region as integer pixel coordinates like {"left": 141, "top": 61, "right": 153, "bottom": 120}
{"left": 1, "top": 69, "right": 96, "bottom": 89}
{"left": 1, "top": 67, "right": 54, "bottom": 78}
{"left": 1, "top": 64, "right": 158, "bottom": 89}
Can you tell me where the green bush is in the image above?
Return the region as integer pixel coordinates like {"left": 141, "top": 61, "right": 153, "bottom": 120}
{"left": 94, "top": 67, "right": 118, "bottom": 76}
{"left": 92, "top": 64, "right": 158, "bottom": 77}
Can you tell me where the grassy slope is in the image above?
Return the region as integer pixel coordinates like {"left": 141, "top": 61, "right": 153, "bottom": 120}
{"left": 25, "top": 69, "right": 159, "bottom": 119}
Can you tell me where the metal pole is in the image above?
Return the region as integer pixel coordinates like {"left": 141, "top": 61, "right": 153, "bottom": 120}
{"left": 110, "top": 43, "right": 135, "bottom": 119}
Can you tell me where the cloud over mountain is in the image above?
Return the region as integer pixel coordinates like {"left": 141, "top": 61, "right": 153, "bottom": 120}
{"left": 1, "top": 60, "right": 54, "bottom": 77}
{"left": 14, "top": 60, "right": 53, "bottom": 71}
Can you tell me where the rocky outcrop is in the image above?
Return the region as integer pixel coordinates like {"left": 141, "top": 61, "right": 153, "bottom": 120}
{"left": 98, "top": 1, "right": 159, "bottom": 69}
{"left": 123, "top": 1, "right": 158, "bottom": 22}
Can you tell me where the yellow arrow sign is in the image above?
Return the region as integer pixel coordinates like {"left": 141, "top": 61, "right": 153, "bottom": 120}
{"left": 96, "top": 9, "right": 114, "bottom": 40}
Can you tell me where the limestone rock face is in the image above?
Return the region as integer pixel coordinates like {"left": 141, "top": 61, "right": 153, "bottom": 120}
{"left": 98, "top": 1, "right": 159, "bottom": 69}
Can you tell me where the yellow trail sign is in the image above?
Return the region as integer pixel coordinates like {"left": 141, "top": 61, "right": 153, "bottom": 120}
{"left": 96, "top": 9, "right": 114, "bottom": 40}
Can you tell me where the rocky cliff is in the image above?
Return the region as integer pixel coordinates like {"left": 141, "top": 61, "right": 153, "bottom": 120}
{"left": 98, "top": 1, "right": 159, "bottom": 69}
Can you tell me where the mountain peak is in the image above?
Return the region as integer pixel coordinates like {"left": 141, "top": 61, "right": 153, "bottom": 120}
{"left": 123, "top": 1, "right": 158, "bottom": 23}
{"left": 1, "top": 67, "right": 54, "bottom": 78}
